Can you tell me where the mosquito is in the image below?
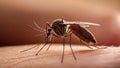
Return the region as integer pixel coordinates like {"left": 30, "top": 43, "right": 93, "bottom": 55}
{"left": 21, "top": 18, "right": 103, "bottom": 63}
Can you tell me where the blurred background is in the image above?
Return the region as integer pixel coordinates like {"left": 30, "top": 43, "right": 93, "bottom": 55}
{"left": 0, "top": 0, "right": 120, "bottom": 46}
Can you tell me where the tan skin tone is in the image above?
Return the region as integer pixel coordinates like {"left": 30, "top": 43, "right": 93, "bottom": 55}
{"left": 0, "top": 0, "right": 120, "bottom": 68}
{"left": 1, "top": 44, "right": 120, "bottom": 68}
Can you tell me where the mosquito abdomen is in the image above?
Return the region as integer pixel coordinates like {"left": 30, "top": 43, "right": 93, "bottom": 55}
{"left": 69, "top": 24, "right": 96, "bottom": 44}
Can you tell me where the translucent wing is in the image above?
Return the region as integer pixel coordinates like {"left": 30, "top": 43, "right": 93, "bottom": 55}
{"left": 64, "top": 21, "right": 100, "bottom": 27}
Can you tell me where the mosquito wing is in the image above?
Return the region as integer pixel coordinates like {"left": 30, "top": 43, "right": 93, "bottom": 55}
{"left": 69, "top": 24, "right": 97, "bottom": 45}
{"left": 64, "top": 21, "right": 100, "bottom": 27}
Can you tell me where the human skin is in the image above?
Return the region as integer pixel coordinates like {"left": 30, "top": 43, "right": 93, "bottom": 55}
{"left": 0, "top": 0, "right": 120, "bottom": 68}
{"left": 0, "top": 44, "right": 120, "bottom": 68}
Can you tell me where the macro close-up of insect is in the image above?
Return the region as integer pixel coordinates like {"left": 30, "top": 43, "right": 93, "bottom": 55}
{"left": 1, "top": 0, "right": 120, "bottom": 68}
{"left": 21, "top": 18, "right": 101, "bottom": 63}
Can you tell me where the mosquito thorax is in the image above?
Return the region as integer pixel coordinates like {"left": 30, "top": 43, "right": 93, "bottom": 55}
{"left": 51, "top": 19, "right": 63, "bottom": 28}
{"left": 51, "top": 19, "right": 66, "bottom": 36}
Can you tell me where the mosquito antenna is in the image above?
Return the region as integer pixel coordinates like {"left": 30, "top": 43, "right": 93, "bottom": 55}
{"left": 33, "top": 20, "right": 41, "bottom": 29}
{"left": 34, "top": 34, "right": 44, "bottom": 37}
{"left": 33, "top": 20, "right": 46, "bottom": 33}
{"left": 27, "top": 25, "right": 41, "bottom": 32}
{"left": 46, "top": 22, "right": 51, "bottom": 28}
{"left": 46, "top": 22, "right": 48, "bottom": 34}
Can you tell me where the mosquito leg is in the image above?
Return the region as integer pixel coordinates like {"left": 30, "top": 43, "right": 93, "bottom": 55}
{"left": 92, "top": 45, "right": 107, "bottom": 49}
{"left": 35, "top": 43, "right": 47, "bottom": 56}
{"left": 35, "top": 40, "right": 48, "bottom": 56}
{"left": 46, "top": 42, "right": 52, "bottom": 51}
{"left": 85, "top": 45, "right": 94, "bottom": 49}
{"left": 70, "top": 33, "right": 77, "bottom": 61}
{"left": 46, "top": 22, "right": 48, "bottom": 34}
{"left": 35, "top": 33, "right": 49, "bottom": 56}
{"left": 51, "top": 33, "right": 60, "bottom": 38}
{"left": 20, "top": 44, "right": 40, "bottom": 52}
{"left": 80, "top": 40, "right": 93, "bottom": 49}
{"left": 46, "top": 35, "right": 53, "bottom": 51}
{"left": 61, "top": 37, "right": 65, "bottom": 63}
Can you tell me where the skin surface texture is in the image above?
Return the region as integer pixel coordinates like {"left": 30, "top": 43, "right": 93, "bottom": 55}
{"left": 0, "top": 44, "right": 120, "bottom": 68}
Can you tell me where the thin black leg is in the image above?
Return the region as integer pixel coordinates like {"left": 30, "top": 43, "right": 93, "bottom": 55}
{"left": 92, "top": 45, "right": 107, "bottom": 49}
{"left": 20, "top": 44, "right": 40, "bottom": 52}
{"left": 46, "top": 35, "right": 53, "bottom": 51}
{"left": 35, "top": 40, "right": 48, "bottom": 56}
{"left": 70, "top": 33, "right": 77, "bottom": 61}
{"left": 80, "top": 40, "right": 93, "bottom": 49}
{"left": 35, "top": 35, "right": 48, "bottom": 56}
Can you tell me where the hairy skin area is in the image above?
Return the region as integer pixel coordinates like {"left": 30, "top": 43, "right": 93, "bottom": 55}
{"left": 0, "top": 44, "right": 120, "bottom": 68}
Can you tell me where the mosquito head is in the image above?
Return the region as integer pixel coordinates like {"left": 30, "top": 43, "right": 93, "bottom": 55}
{"left": 48, "top": 28, "right": 52, "bottom": 32}
{"left": 46, "top": 28, "right": 52, "bottom": 38}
